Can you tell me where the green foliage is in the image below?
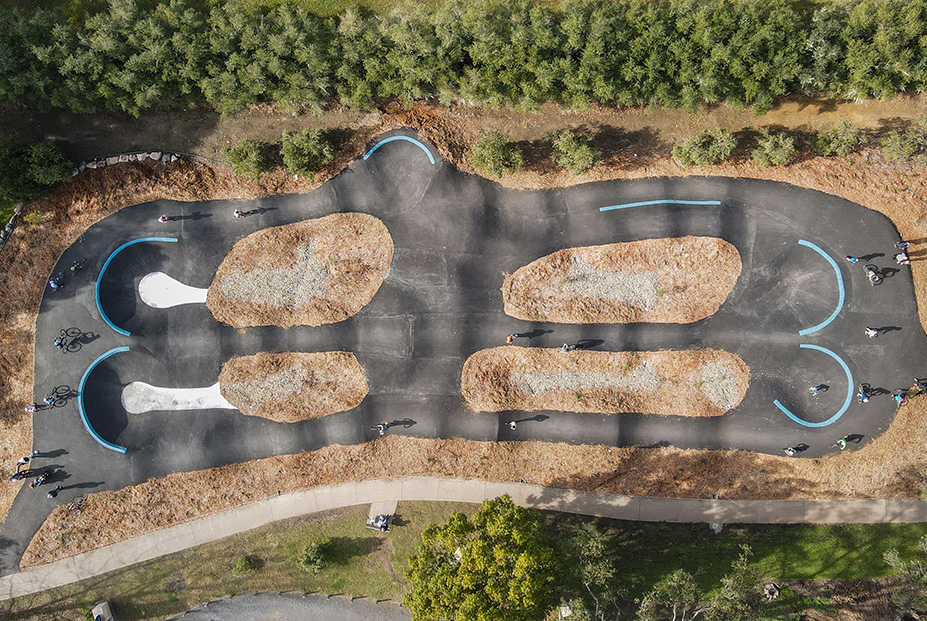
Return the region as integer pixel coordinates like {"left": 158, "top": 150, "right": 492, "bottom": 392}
{"left": 636, "top": 569, "right": 701, "bottom": 621}
{"left": 702, "top": 545, "right": 757, "bottom": 621}
{"left": 548, "top": 129, "right": 600, "bottom": 174}
{"left": 0, "top": 138, "right": 70, "bottom": 200}
{"left": 886, "top": 535, "right": 927, "bottom": 615}
{"left": 880, "top": 117, "right": 927, "bottom": 162}
{"left": 404, "top": 494, "right": 562, "bottom": 621}
{"left": 25, "top": 142, "right": 71, "bottom": 185}
{"left": 222, "top": 138, "right": 272, "bottom": 181}
{"left": 281, "top": 129, "right": 335, "bottom": 178}
{"left": 672, "top": 129, "right": 738, "bottom": 167}
{"left": 295, "top": 536, "right": 330, "bottom": 574}
{"left": 468, "top": 130, "right": 523, "bottom": 178}
{"left": 813, "top": 121, "right": 864, "bottom": 157}
{"left": 565, "top": 521, "right": 624, "bottom": 620}
{"left": 231, "top": 554, "right": 256, "bottom": 576}
{"left": 750, "top": 129, "right": 796, "bottom": 167}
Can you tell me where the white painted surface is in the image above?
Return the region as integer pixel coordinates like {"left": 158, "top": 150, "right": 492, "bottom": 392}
{"left": 122, "top": 382, "right": 236, "bottom": 414}
{"left": 139, "top": 272, "right": 208, "bottom": 308}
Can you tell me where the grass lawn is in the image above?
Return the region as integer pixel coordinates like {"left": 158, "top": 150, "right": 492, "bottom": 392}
{"left": 6, "top": 502, "right": 926, "bottom": 620}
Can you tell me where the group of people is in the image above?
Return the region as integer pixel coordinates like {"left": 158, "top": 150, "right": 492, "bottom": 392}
{"left": 9, "top": 451, "right": 63, "bottom": 497}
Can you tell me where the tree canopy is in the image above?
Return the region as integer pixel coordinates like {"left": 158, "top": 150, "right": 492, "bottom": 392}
{"left": 404, "top": 494, "right": 562, "bottom": 621}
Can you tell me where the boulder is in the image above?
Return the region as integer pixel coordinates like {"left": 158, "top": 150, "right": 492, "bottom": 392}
{"left": 149, "top": 151, "right": 162, "bottom": 160}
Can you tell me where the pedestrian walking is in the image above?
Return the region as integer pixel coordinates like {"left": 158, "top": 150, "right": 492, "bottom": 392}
{"left": 24, "top": 404, "right": 35, "bottom": 413}
{"left": 560, "top": 343, "right": 577, "bottom": 353}
{"left": 506, "top": 334, "right": 515, "bottom": 344}
{"left": 46, "top": 486, "right": 62, "bottom": 499}
{"left": 509, "top": 421, "right": 517, "bottom": 430}
{"left": 70, "top": 259, "right": 84, "bottom": 274}
{"left": 808, "top": 385, "right": 826, "bottom": 396}
{"left": 233, "top": 209, "right": 244, "bottom": 218}
{"left": 895, "top": 252, "right": 911, "bottom": 266}
{"left": 857, "top": 384, "right": 871, "bottom": 403}
{"left": 833, "top": 436, "right": 850, "bottom": 450}
{"left": 865, "top": 327, "right": 879, "bottom": 339}
{"left": 845, "top": 255, "right": 860, "bottom": 264}
{"left": 895, "top": 241, "right": 911, "bottom": 251}
{"left": 48, "top": 274, "right": 60, "bottom": 290}
{"left": 158, "top": 214, "right": 168, "bottom": 223}
{"left": 782, "top": 447, "right": 797, "bottom": 457}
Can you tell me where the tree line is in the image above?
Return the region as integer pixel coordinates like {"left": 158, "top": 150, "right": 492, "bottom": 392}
{"left": 2, "top": 0, "right": 927, "bottom": 117}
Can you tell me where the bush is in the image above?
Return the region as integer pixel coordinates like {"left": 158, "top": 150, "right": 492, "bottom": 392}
{"left": 223, "top": 139, "right": 272, "bottom": 181}
{"left": 296, "top": 537, "right": 330, "bottom": 574}
{"left": 468, "top": 130, "right": 523, "bottom": 178}
{"left": 231, "top": 554, "right": 257, "bottom": 576}
{"left": 0, "top": 139, "right": 70, "bottom": 200}
{"left": 813, "top": 121, "right": 864, "bottom": 157}
{"left": 25, "top": 142, "right": 70, "bottom": 186}
{"left": 548, "top": 130, "right": 600, "bottom": 175}
{"left": 751, "top": 129, "right": 797, "bottom": 167}
{"left": 281, "top": 129, "right": 335, "bottom": 179}
{"left": 672, "top": 129, "right": 738, "bottom": 167}
{"left": 881, "top": 132, "right": 920, "bottom": 162}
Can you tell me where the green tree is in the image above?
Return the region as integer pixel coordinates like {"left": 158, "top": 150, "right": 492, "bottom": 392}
{"left": 404, "top": 494, "right": 562, "bottom": 621}
{"left": 25, "top": 142, "right": 71, "bottom": 186}
{"left": 468, "top": 130, "right": 523, "bottom": 178}
{"left": 281, "top": 129, "right": 335, "bottom": 178}
{"left": 295, "top": 536, "right": 330, "bottom": 574}
{"left": 636, "top": 569, "right": 701, "bottom": 621}
{"left": 565, "top": 521, "right": 624, "bottom": 621}
{"left": 672, "top": 129, "right": 738, "bottom": 166}
{"left": 702, "top": 545, "right": 757, "bottom": 621}
{"left": 223, "top": 138, "right": 272, "bottom": 181}
{"left": 813, "top": 121, "right": 864, "bottom": 156}
{"left": 750, "top": 128, "right": 797, "bottom": 167}
{"left": 548, "top": 130, "right": 600, "bottom": 174}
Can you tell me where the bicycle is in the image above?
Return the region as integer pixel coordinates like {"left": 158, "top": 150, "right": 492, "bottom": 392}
{"left": 864, "top": 264, "right": 882, "bottom": 286}
{"left": 67, "top": 496, "right": 84, "bottom": 516}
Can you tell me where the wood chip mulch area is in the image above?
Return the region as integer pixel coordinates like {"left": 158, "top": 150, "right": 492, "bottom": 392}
{"left": 461, "top": 347, "right": 748, "bottom": 416}
{"left": 502, "top": 237, "right": 741, "bottom": 324}
{"left": 206, "top": 212, "right": 393, "bottom": 328}
{"left": 218, "top": 352, "right": 368, "bottom": 423}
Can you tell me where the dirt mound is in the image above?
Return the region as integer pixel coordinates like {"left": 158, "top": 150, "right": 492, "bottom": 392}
{"left": 502, "top": 237, "right": 741, "bottom": 324}
{"left": 461, "top": 347, "right": 749, "bottom": 416}
{"left": 219, "top": 352, "right": 368, "bottom": 423}
{"left": 207, "top": 212, "right": 393, "bottom": 328}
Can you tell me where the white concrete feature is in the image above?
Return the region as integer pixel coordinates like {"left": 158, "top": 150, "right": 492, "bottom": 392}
{"left": 139, "top": 272, "right": 208, "bottom": 308}
{"left": 122, "top": 382, "right": 236, "bottom": 414}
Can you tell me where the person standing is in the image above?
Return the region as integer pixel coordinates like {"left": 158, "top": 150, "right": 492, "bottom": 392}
{"left": 865, "top": 327, "right": 879, "bottom": 339}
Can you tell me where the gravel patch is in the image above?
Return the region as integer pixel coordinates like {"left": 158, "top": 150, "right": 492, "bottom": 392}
{"left": 214, "top": 243, "right": 327, "bottom": 309}
{"left": 698, "top": 360, "right": 743, "bottom": 411}
{"left": 567, "top": 256, "right": 660, "bottom": 311}
{"left": 514, "top": 362, "right": 659, "bottom": 396}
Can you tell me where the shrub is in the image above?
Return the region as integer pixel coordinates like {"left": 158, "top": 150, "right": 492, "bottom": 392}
{"left": 751, "top": 129, "right": 797, "bottom": 167}
{"left": 25, "top": 142, "right": 70, "bottom": 186}
{"left": 672, "top": 129, "right": 738, "bottom": 167}
{"left": 813, "top": 121, "right": 863, "bottom": 157}
{"left": 296, "top": 537, "right": 330, "bottom": 574}
{"left": 881, "top": 132, "right": 920, "bottom": 162}
{"left": 231, "top": 554, "right": 257, "bottom": 576}
{"left": 548, "top": 130, "right": 600, "bottom": 175}
{"left": 281, "top": 129, "right": 335, "bottom": 179}
{"left": 22, "top": 210, "right": 42, "bottom": 225}
{"left": 223, "top": 139, "right": 272, "bottom": 181}
{"left": 468, "top": 130, "right": 523, "bottom": 178}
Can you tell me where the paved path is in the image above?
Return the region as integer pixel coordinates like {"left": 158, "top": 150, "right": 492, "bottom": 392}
{"left": 1, "top": 477, "right": 926, "bottom": 601}
{"left": 175, "top": 592, "right": 410, "bottom": 621}
{"left": 7, "top": 129, "right": 927, "bottom": 575}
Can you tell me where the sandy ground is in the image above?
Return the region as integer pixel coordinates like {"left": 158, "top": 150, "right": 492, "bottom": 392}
{"left": 502, "top": 237, "right": 741, "bottom": 323}
{"left": 207, "top": 213, "right": 393, "bottom": 328}
{"left": 218, "top": 352, "right": 368, "bottom": 423}
{"left": 461, "top": 347, "right": 748, "bottom": 416}
{"left": 6, "top": 99, "right": 927, "bottom": 567}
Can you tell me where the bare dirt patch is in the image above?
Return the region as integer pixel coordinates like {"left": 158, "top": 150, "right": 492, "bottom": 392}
{"left": 502, "top": 237, "right": 741, "bottom": 324}
{"left": 207, "top": 212, "right": 393, "bottom": 328}
{"left": 461, "top": 347, "right": 748, "bottom": 416}
{"left": 218, "top": 352, "right": 368, "bottom": 423}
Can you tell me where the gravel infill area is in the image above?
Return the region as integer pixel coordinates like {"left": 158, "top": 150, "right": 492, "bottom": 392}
{"left": 461, "top": 347, "right": 748, "bottom": 416}
{"left": 206, "top": 212, "right": 393, "bottom": 328}
{"left": 218, "top": 352, "right": 368, "bottom": 423}
{"left": 502, "top": 237, "right": 741, "bottom": 324}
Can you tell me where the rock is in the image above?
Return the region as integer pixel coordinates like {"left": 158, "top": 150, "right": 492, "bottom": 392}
{"left": 149, "top": 151, "right": 161, "bottom": 161}
{"left": 160, "top": 154, "right": 171, "bottom": 163}
{"left": 118, "top": 154, "right": 129, "bottom": 163}
{"left": 70, "top": 168, "right": 79, "bottom": 177}
{"left": 86, "top": 161, "right": 96, "bottom": 169}
{"left": 106, "top": 156, "right": 119, "bottom": 166}
{"left": 170, "top": 154, "right": 179, "bottom": 162}
{"left": 78, "top": 161, "right": 86, "bottom": 172}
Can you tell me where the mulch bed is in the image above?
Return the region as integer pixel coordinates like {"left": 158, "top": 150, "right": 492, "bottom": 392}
{"left": 502, "top": 237, "right": 741, "bottom": 324}
{"left": 461, "top": 347, "right": 748, "bottom": 416}
{"left": 218, "top": 352, "right": 368, "bottom": 423}
{"left": 206, "top": 213, "right": 393, "bottom": 328}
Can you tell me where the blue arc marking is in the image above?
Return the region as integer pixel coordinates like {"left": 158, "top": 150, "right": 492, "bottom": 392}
{"left": 363, "top": 136, "right": 436, "bottom": 165}
{"left": 96, "top": 237, "right": 177, "bottom": 336}
{"left": 774, "top": 343, "right": 854, "bottom": 428}
{"left": 78, "top": 346, "right": 129, "bottom": 453}
{"left": 599, "top": 199, "right": 721, "bottom": 212}
{"left": 797, "top": 240, "right": 845, "bottom": 336}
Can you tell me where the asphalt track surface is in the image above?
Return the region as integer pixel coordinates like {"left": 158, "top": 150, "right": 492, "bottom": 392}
{"left": 4, "top": 129, "right": 926, "bottom": 575}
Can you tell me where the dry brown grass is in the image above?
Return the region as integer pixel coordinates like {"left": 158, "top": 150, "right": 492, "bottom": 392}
{"left": 461, "top": 347, "right": 748, "bottom": 416}
{"left": 9, "top": 100, "right": 927, "bottom": 568}
{"left": 206, "top": 213, "right": 393, "bottom": 328}
{"left": 501, "top": 237, "right": 741, "bottom": 323}
{"left": 218, "top": 352, "right": 368, "bottom": 423}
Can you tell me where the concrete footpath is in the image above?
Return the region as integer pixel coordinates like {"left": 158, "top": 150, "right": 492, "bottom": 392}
{"left": 1, "top": 476, "right": 925, "bottom": 601}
